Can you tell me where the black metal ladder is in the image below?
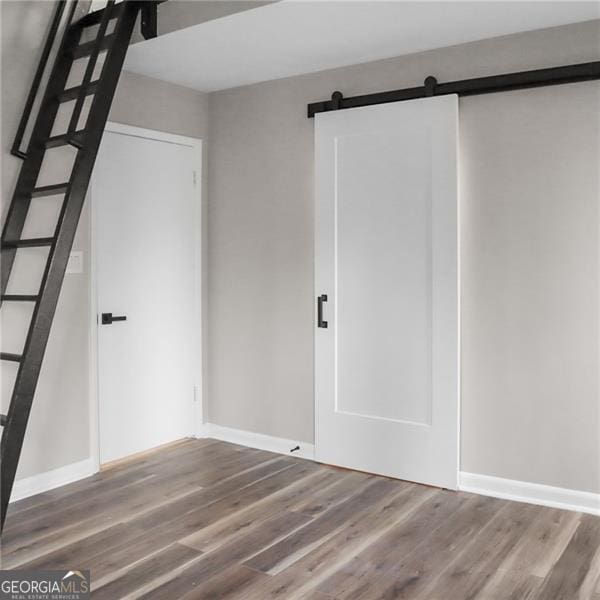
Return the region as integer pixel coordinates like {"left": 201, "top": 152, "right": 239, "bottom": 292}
{"left": 0, "top": 0, "right": 153, "bottom": 532}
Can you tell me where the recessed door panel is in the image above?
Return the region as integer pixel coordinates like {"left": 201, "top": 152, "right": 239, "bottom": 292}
{"left": 336, "top": 130, "right": 431, "bottom": 425}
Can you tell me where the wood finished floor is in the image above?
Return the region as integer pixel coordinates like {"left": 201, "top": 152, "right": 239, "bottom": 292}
{"left": 2, "top": 439, "right": 599, "bottom": 599}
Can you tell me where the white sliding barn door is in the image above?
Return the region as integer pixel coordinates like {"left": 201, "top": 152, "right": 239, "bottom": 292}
{"left": 315, "top": 95, "right": 459, "bottom": 489}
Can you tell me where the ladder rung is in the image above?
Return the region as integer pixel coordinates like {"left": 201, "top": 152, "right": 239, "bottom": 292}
{"left": 46, "top": 132, "right": 84, "bottom": 149}
{"left": 0, "top": 415, "right": 6, "bottom": 427}
{"left": 1, "top": 295, "right": 39, "bottom": 302}
{"left": 69, "top": 35, "right": 114, "bottom": 59}
{"left": 3, "top": 237, "right": 54, "bottom": 248}
{"left": 31, "top": 183, "right": 69, "bottom": 198}
{"left": 58, "top": 81, "right": 99, "bottom": 103}
{"left": 1, "top": 353, "right": 22, "bottom": 363}
{"left": 73, "top": 3, "right": 120, "bottom": 28}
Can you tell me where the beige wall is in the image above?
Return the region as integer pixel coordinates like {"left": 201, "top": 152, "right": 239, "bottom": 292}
{"left": 1, "top": 1, "right": 209, "bottom": 481}
{"left": 460, "top": 81, "right": 599, "bottom": 492}
{"left": 130, "top": 0, "right": 277, "bottom": 44}
{"left": 2, "top": 1, "right": 599, "bottom": 496}
{"left": 207, "top": 20, "right": 600, "bottom": 493}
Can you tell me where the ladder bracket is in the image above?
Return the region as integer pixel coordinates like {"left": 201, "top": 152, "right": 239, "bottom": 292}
{"left": 141, "top": 2, "right": 159, "bottom": 40}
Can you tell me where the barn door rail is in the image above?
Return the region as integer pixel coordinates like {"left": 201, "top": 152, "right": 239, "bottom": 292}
{"left": 307, "top": 60, "right": 600, "bottom": 117}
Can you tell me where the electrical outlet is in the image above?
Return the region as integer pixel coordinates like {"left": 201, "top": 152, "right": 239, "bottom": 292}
{"left": 66, "top": 251, "right": 83, "bottom": 274}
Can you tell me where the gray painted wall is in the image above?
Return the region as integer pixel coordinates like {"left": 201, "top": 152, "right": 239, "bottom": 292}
{"left": 130, "top": 0, "right": 277, "bottom": 44}
{"left": 1, "top": 1, "right": 209, "bottom": 481}
{"left": 207, "top": 20, "right": 600, "bottom": 493}
{"left": 2, "top": 2, "right": 598, "bottom": 496}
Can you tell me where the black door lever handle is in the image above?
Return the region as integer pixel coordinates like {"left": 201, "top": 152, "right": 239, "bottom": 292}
{"left": 101, "top": 312, "right": 127, "bottom": 325}
{"left": 317, "top": 295, "right": 328, "bottom": 328}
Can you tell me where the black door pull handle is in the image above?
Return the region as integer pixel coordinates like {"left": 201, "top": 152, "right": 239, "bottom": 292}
{"left": 317, "top": 294, "right": 328, "bottom": 328}
{"left": 101, "top": 312, "right": 127, "bottom": 325}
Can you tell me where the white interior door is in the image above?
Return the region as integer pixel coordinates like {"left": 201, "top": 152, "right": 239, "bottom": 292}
{"left": 93, "top": 125, "right": 200, "bottom": 464}
{"left": 315, "top": 95, "right": 459, "bottom": 489}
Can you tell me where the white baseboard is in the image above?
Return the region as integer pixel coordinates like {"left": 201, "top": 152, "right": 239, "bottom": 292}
{"left": 199, "top": 423, "right": 315, "bottom": 461}
{"left": 11, "top": 457, "right": 97, "bottom": 503}
{"left": 200, "top": 424, "right": 599, "bottom": 516}
{"left": 459, "top": 471, "right": 600, "bottom": 516}
{"left": 15, "top": 437, "right": 595, "bottom": 518}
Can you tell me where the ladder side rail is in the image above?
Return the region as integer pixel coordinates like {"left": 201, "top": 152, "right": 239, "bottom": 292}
{"left": 67, "top": 0, "right": 116, "bottom": 140}
{"left": 11, "top": 1, "right": 69, "bottom": 159}
{"left": 0, "top": 1, "right": 141, "bottom": 531}
{"left": 0, "top": 3, "right": 82, "bottom": 301}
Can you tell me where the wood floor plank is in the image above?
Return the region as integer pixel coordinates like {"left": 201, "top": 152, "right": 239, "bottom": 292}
{"left": 496, "top": 505, "right": 580, "bottom": 578}
{"left": 352, "top": 493, "right": 506, "bottom": 599}
{"left": 297, "top": 592, "right": 333, "bottom": 600}
{"left": 237, "top": 481, "right": 435, "bottom": 599}
{"left": 4, "top": 478, "right": 206, "bottom": 569}
{"left": 140, "top": 511, "right": 312, "bottom": 599}
{"left": 4, "top": 439, "right": 598, "bottom": 600}
{"left": 179, "top": 564, "right": 268, "bottom": 600}
{"left": 476, "top": 568, "right": 544, "bottom": 600}
{"left": 101, "top": 438, "right": 213, "bottom": 474}
{"left": 121, "top": 457, "right": 296, "bottom": 533}
{"left": 244, "top": 477, "right": 404, "bottom": 575}
{"left": 180, "top": 466, "right": 345, "bottom": 552}
{"left": 474, "top": 504, "right": 581, "bottom": 600}
{"left": 3, "top": 453, "right": 289, "bottom": 568}
{"left": 536, "top": 513, "right": 600, "bottom": 600}
{"left": 129, "top": 460, "right": 317, "bottom": 536}
{"left": 578, "top": 544, "right": 600, "bottom": 600}
{"left": 5, "top": 439, "right": 217, "bottom": 521}
{"left": 92, "top": 542, "right": 202, "bottom": 599}
{"left": 316, "top": 489, "right": 467, "bottom": 599}
{"left": 14, "top": 522, "right": 139, "bottom": 571}
{"left": 289, "top": 469, "right": 374, "bottom": 518}
{"left": 4, "top": 439, "right": 202, "bottom": 517}
{"left": 3, "top": 506, "right": 145, "bottom": 569}
{"left": 85, "top": 461, "right": 319, "bottom": 582}
{"left": 10, "top": 457, "right": 293, "bottom": 572}
{"left": 413, "top": 500, "right": 540, "bottom": 599}
{"left": 5, "top": 472, "right": 184, "bottom": 552}
{"left": 4, "top": 439, "right": 239, "bottom": 538}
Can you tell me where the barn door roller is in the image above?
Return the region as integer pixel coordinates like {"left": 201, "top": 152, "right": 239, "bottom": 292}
{"left": 308, "top": 61, "right": 600, "bottom": 117}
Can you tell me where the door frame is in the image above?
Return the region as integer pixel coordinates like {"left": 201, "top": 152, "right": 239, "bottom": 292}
{"left": 88, "top": 121, "right": 203, "bottom": 471}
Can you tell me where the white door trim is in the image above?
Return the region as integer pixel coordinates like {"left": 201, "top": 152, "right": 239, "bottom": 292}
{"left": 89, "top": 121, "right": 203, "bottom": 472}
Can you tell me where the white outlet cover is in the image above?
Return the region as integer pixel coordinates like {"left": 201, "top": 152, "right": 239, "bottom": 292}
{"left": 66, "top": 250, "right": 84, "bottom": 274}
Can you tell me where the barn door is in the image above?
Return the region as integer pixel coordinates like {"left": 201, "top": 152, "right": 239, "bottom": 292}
{"left": 315, "top": 95, "right": 459, "bottom": 489}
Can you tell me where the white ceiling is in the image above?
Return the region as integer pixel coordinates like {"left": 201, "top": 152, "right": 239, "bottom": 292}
{"left": 124, "top": 1, "right": 600, "bottom": 92}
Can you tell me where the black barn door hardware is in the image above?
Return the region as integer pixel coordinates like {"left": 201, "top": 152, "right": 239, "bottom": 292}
{"left": 317, "top": 294, "right": 328, "bottom": 328}
{"left": 307, "top": 61, "right": 600, "bottom": 117}
{"left": 101, "top": 313, "right": 127, "bottom": 325}
{"left": 0, "top": 0, "right": 163, "bottom": 533}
